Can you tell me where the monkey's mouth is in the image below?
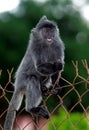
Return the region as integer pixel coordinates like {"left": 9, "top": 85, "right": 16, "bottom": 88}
{"left": 47, "top": 38, "right": 52, "bottom": 42}
{"left": 46, "top": 38, "right": 53, "bottom": 42}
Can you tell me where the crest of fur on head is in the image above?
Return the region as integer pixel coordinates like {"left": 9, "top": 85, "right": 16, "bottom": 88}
{"left": 36, "top": 16, "right": 57, "bottom": 29}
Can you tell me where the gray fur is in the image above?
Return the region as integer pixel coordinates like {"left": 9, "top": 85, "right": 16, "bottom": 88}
{"left": 4, "top": 16, "right": 65, "bottom": 130}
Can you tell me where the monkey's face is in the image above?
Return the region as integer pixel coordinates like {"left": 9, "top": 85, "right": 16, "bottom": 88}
{"left": 40, "top": 27, "right": 56, "bottom": 43}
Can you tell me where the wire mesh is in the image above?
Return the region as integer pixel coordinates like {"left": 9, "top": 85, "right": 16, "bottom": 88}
{"left": 0, "top": 60, "right": 89, "bottom": 130}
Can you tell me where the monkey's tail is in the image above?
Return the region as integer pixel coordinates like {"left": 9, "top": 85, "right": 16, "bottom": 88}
{"left": 4, "top": 108, "right": 16, "bottom": 130}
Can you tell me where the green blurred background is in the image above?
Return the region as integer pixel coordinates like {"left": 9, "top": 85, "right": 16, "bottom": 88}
{"left": 0, "top": 0, "right": 89, "bottom": 115}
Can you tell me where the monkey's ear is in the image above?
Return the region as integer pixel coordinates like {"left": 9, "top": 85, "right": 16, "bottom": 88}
{"left": 31, "top": 28, "right": 36, "bottom": 33}
{"left": 31, "top": 28, "right": 37, "bottom": 35}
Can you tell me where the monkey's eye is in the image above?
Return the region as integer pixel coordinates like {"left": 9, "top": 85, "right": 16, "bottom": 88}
{"left": 43, "top": 28, "right": 49, "bottom": 33}
{"left": 45, "top": 28, "right": 54, "bottom": 33}
{"left": 50, "top": 29, "right": 54, "bottom": 32}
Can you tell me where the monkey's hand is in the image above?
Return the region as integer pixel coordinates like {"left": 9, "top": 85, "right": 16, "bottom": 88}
{"left": 51, "top": 84, "right": 61, "bottom": 95}
{"left": 41, "top": 84, "right": 61, "bottom": 96}
{"left": 53, "top": 62, "right": 63, "bottom": 72}
{"left": 41, "top": 85, "right": 51, "bottom": 96}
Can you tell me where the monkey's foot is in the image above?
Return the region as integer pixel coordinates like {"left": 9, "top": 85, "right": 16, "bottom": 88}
{"left": 30, "top": 106, "right": 49, "bottom": 119}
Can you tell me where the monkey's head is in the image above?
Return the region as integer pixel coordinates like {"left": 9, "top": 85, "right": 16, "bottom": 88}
{"left": 31, "top": 16, "right": 63, "bottom": 76}
{"left": 32, "top": 16, "right": 59, "bottom": 44}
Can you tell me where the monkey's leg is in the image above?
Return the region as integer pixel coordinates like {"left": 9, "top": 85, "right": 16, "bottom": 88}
{"left": 25, "top": 76, "right": 49, "bottom": 119}
{"left": 4, "top": 89, "right": 23, "bottom": 130}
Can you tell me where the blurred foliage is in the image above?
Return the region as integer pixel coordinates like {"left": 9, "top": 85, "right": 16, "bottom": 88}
{"left": 48, "top": 108, "right": 89, "bottom": 130}
{"left": 0, "top": 0, "right": 89, "bottom": 110}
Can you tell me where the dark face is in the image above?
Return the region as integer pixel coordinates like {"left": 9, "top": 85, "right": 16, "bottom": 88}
{"left": 41, "top": 27, "right": 56, "bottom": 43}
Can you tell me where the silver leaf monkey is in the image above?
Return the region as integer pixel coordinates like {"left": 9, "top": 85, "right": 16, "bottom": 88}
{"left": 4, "top": 16, "right": 65, "bottom": 130}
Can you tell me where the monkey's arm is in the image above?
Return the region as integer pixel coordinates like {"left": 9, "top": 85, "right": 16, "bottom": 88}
{"left": 4, "top": 89, "right": 23, "bottom": 130}
{"left": 51, "top": 71, "right": 62, "bottom": 95}
{"left": 50, "top": 62, "right": 63, "bottom": 95}
{"left": 37, "top": 61, "right": 63, "bottom": 76}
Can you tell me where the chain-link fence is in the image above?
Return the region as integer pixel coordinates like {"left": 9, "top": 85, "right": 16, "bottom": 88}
{"left": 0, "top": 60, "right": 89, "bottom": 130}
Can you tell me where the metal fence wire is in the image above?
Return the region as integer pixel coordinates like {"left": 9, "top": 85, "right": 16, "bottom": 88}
{"left": 0, "top": 60, "right": 89, "bottom": 130}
